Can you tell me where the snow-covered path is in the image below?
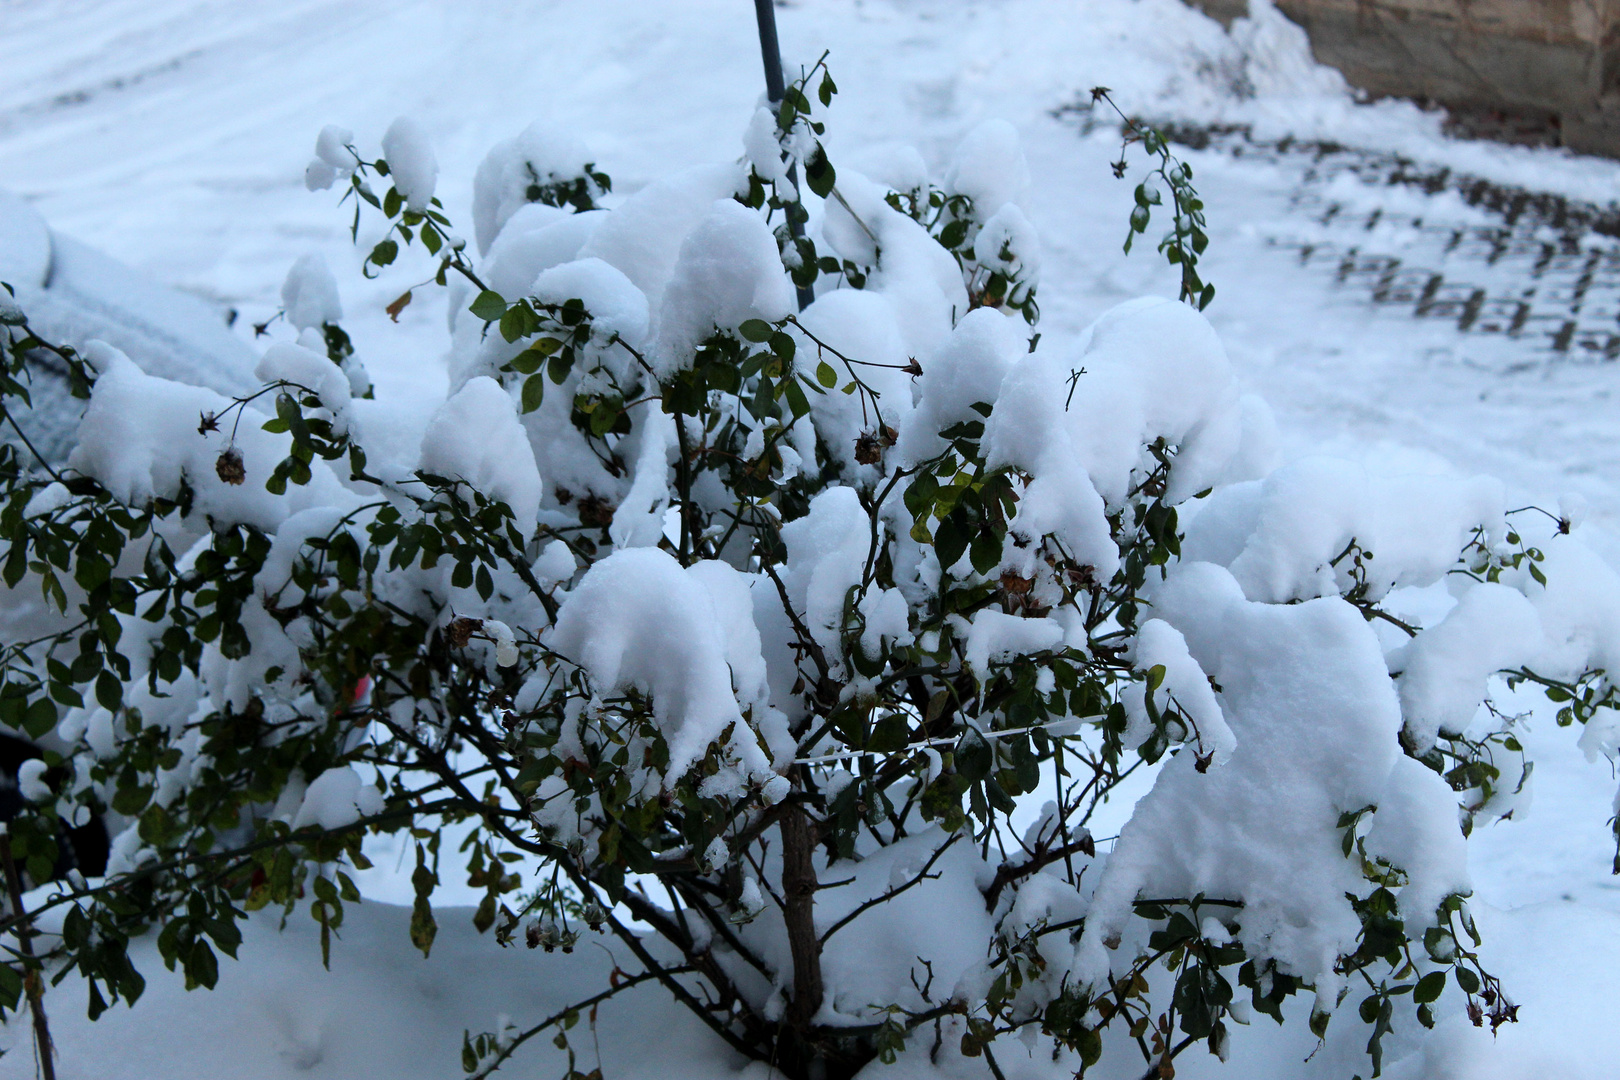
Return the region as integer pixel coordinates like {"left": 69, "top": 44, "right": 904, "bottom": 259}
{"left": 3, "top": 2, "right": 1620, "bottom": 1077}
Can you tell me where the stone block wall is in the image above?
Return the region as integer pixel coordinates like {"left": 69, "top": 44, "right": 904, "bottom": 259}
{"left": 1191, "top": 1, "right": 1620, "bottom": 156}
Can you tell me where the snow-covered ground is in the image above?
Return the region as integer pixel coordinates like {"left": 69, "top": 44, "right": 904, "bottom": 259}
{"left": 2, "top": 1, "right": 1619, "bottom": 1077}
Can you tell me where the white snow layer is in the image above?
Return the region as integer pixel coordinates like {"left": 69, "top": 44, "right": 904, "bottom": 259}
{"left": 471, "top": 121, "right": 595, "bottom": 255}
{"left": 380, "top": 116, "right": 438, "bottom": 213}
{"left": 417, "top": 376, "right": 543, "bottom": 537}
{"left": 1077, "top": 563, "right": 1469, "bottom": 1008}
{"left": 279, "top": 252, "right": 342, "bottom": 331}
{"left": 547, "top": 548, "right": 778, "bottom": 789}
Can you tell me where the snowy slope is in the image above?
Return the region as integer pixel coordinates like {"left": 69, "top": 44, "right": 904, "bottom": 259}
{"left": 2, "top": 1, "right": 1619, "bottom": 1078}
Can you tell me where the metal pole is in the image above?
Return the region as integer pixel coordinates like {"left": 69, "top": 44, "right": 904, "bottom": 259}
{"left": 752, "top": 0, "right": 815, "bottom": 312}
{"left": 753, "top": 0, "right": 788, "bottom": 103}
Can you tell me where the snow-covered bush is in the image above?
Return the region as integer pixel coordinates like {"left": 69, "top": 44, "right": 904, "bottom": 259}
{"left": 2, "top": 65, "right": 1618, "bottom": 1080}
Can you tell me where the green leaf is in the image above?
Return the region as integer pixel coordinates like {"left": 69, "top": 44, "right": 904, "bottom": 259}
{"left": 815, "top": 360, "right": 838, "bottom": 389}
{"left": 738, "top": 319, "right": 774, "bottom": 343}
{"left": 818, "top": 73, "right": 837, "bottom": 107}
{"left": 499, "top": 304, "right": 528, "bottom": 343}
{"left": 969, "top": 529, "right": 1001, "bottom": 577}
{"left": 369, "top": 239, "right": 399, "bottom": 267}
{"left": 469, "top": 290, "right": 508, "bottom": 323}
{"left": 22, "top": 696, "right": 56, "bottom": 739}
{"left": 783, "top": 377, "right": 811, "bottom": 420}
{"left": 520, "top": 374, "right": 545, "bottom": 414}
{"left": 1455, "top": 966, "right": 1480, "bottom": 995}
{"left": 804, "top": 145, "right": 836, "bottom": 199}
{"left": 934, "top": 516, "right": 968, "bottom": 574}
{"left": 1413, "top": 970, "right": 1446, "bottom": 1004}
{"left": 95, "top": 669, "right": 122, "bottom": 711}
{"left": 187, "top": 940, "right": 219, "bottom": 990}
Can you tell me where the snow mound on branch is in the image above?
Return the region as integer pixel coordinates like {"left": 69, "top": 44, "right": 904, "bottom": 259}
{"left": 772, "top": 487, "right": 870, "bottom": 680}
{"left": 899, "top": 307, "right": 1022, "bottom": 467}
{"left": 532, "top": 257, "right": 649, "bottom": 352}
{"left": 654, "top": 199, "right": 794, "bottom": 376}
{"left": 960, "top": 609, "right": 1064, "bottom": 681}
{"left": 68, "top": 343, "right": 355, "bottom": 530}
{"left": 417, "top": 375, "right": 542, "bottom": 537}
{"left": 482, "top": 211, "right": 603, "bottom": 306}
{"left": 1064, "top": 296, "right": 1272, "bottom": 507}
{"left": 380, "top": 117, "right": 437, "bottom": 213}
{"left": 548, "top": 548, "right": 778, "bottom": 789}
{"left": 984, "top": 297, "right": 1276, "bottom": 585}
{"left": 820, "top": 169, "right": 965, "bottom": 358}
{"left": 256, "top": 340, "right": 350, "bottom": 417}
{"left": 292, "top": 766, "right": 384, "bottom": 831}
{"left": 973, "top": 203, "right": 1040, "bottom": 288}
{"left": 1393, "top": 582, "right": 1545, "bottom": 753}
{"left": 1183, "top": 457, "right": 1505, "bottom": 603}
{"left": 1077, "top": 562, "right": 1468, "bottom": 1006}
{"left": 579, "top": 163, "right": 743, "bottom": 303}
{"left": 790, "top": 288, "right": 913, "bottom": 479}
{"left": 1124, "top": 617, "right": 1236, "bottom": 767}
{"left": 471, "top": 122, "right": 596, "bottom": 255}
{"left": 607, "top": 406, "right": 672, "bottom": 550}
{"left": 280, "top": 253, "right": 342, "bottom": 331}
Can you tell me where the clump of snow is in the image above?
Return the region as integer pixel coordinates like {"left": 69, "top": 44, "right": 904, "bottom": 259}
{"left": 578, "top": 163, "right": 742, "bottom": 302}
{"left": 530, "top": 257, "right": 649, "bottom": 351}
{"left": 22, "top": 481, "right": 70, "bottom": 519}
{"left": 1125, "top": 617, "right": 1237, "bottom": 766}
{"left": 654, "top": 199, "right": 794, "bottom": 376}
{"left": 959, "top": 608, "right": 1063, "bottom": 681}
{"left": 743, "top": 106, "right": 791, "bottom": 191}
{"left": 1077, "top": 562, "right": 1466, "bottom": 1006}
{"left": 380, "top": 117, "right": 438, "bottom": 213}
{"left": 305, "top": 124, "right": 356, "bottom": 191}
{"left": 256, "top": 340, "right": 350, "bottom": 417}
{"left": 480, "top": 210, "right": 602, "bottom": 303}
{"left": 547, "top": 548, "right": 777, "bottom": 788}
{"left": 292, "top": 766, "right": 384, "bottom": 831}
{"left": 607, "top": 407, "right": 671, "bottom": 550}
{"left": 68, "top": 342, "right": 356, "bottom": 530}
{"left": 972, "top": 203, "right": 1040, "bottom": 289}
{"left": 471, "top": 122, "right": 596, "bottom": 255}
{"left": 16, "top": 759, "right": 50, "bottom": 803}
{"left": 944, "top": 119, "right": 1029, "bottom": 215}
{"left": 789, "top": 287, "right": 912, "bottom": 478}
{"left": 772, "top": 487, "right": 870, "bottom": 678}
{"left": 417, "top": 376, "right": 543, "bottom": 537}
{"left": 532, "top": 539, "right": 575, "bottom": 585}
{"left": 1392, "top": 583, "right": 1544, "bottom": 752}
{"left": 819, "top": 168, "right": 965, "bottom": 358}
{"left": 1185, "top": 458, "right": 1504, "bottom": 604}
{"left": 280, "top": 253, "right": 342, "bottom": 331}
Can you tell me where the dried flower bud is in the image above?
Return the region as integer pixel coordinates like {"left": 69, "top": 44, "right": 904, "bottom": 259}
{"left": 576, "top": 495, "right": 615, "bottom": 529}
{"left": 854, "top": 434, "right": 882, "bottom": 465}
{"left": 446, "top": 616, "right": 482, "bottom": 649}
{"left": 215, "top": 447, "right": 246, "bottom": 485}
{"left": 999, "top": 572, "right": 1033, "bottom": 596}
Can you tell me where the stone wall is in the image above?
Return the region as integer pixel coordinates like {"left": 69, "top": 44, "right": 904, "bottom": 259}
{"left": 1191, "top": 1, "right": 1620, "bottom": 156}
